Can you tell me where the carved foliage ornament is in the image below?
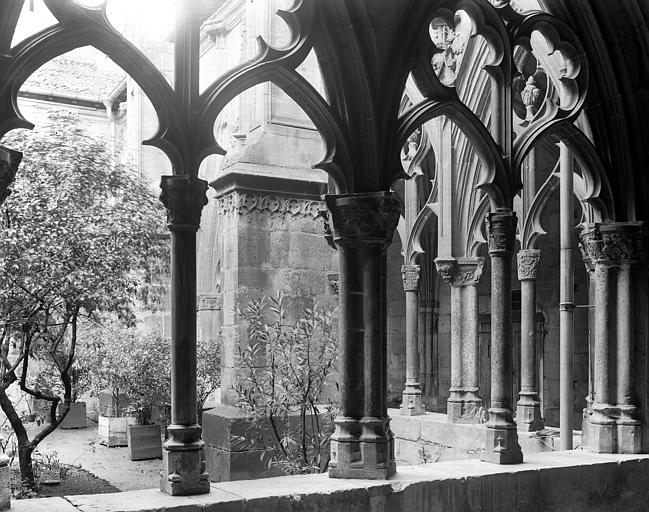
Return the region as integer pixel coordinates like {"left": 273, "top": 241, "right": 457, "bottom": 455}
{"left": 216, "top": 191, "right": 322, "bottom": 219}
{"left": 159, "top": 176, "right": 209, "bottom": 231}
{"left": 197, "top": 294, "right": 223, "bottom": 311}
{"left": 324, "top": 193, "right": 400, "bottom": 245}
{"left": 487, "top": 210, "right": 517, "bottom": 254}
{"left": 517, "top": 249, "right": 541, "bottom": 280}
{"left": 581, "top": 223, "right": 649, "bottom": 266}
{"left": 401, "top": 264, "right": 421, "bottom": 291}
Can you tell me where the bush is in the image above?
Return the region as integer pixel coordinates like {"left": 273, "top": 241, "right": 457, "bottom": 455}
{"left": 234, "top": 294, "right": 338, "bottom": 474}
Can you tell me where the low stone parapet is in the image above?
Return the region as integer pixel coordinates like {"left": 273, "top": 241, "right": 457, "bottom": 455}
{"left": 11, "top": 452, "right": 649, "bottom": 511}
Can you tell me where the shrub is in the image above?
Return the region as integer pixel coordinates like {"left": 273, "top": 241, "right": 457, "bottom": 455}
{"left": 234, "top": 294, "right": 338, "bottom": 474}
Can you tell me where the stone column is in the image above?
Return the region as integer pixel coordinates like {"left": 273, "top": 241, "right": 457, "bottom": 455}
{"left": 423, "top": 303, "right": 435, "bottom": 398}
{"left": 159, "top": 175, "right": 210, "bottom": 495}
{"left": 516, "top": 249, "right": 544, "bottom": 432}
{"left": 401, "top": 264, "right": 425, "bottom": 415}
{"left": 325, "top": 192, "right": 399, "bottom": 480}
{"left": 482, "top": 209, "right": 523, "bottom": 464}
{"left": 435, "top": 257, "right": 484, "bottom": 422}
{"left": 581, "top": 225, "right": 617, "bottom": 452}
{"left": 578, "top": 238, "right": 595, "bottom": 445}
{"left": 609, "top": 223, "right": 647, "bottom": 453}
{"left": 559, "top": 142, "right": 575, "bottom": 449}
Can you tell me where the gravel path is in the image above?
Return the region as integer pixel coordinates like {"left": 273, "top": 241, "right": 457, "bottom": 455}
{"left": 29, "top": 421, "right": 161, "bottom": 492}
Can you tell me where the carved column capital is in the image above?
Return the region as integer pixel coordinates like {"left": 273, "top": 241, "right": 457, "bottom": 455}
{"left": 324, "top": 192, "right": 400, "bottom": 246}
{"left": 487, "top": 209, "right": 517, "bottom": 255}
{"left": 580, "top": 222, "right": 649, "bottom": 267}
{"left": 517, "top": 249, "right": 541, "bottom": 281}
{"left": 159, "top": 175, "right": 209, "bottom": 231}
{"left": 401, "top": 264, "right": 421, "bottom": 291}
{"left": 434, "top": 257, "right": 456, "bottom": 283}
{"left": 453, "top": 257, "right": 485, "bottom": 287}
{"left": 434, "top": 257, "right": 484, "bottom": 287}
{"left": 0, "top": 145, "right": 21, "bottom": 206}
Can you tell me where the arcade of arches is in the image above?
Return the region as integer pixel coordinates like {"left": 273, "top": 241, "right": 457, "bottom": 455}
{"left": 1, "top": 0, "right": 649, "bottom": 508}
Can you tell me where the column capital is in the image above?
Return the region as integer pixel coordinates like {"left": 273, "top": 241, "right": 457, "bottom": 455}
{"left": 0, "top": 145, "right": 21, "bottom": 206}
{"left": 434, "top": 257, "right": 456, "bottom": 283}
{"left": 517, "top": 249, "right": 541, "bottom": 280}
{"left": 159, "top": 175, "right": 209, "bottom": 231}
{"left": 434, "top": 257, "right": 484, "bottom": 287}
{"left": 324, "top": 192, "right": 400, "bottom": 246}
{"left": 454, "top": 257, "right": 485, "bottom": 287}
{"left": 580, "top": 222, "right": 649, "bottom": 267}
{"left": 487, "top": 209, "right": 517, "bottom": 255}
{"left": 401, "top": 264, "right": 420, "bottom": 291}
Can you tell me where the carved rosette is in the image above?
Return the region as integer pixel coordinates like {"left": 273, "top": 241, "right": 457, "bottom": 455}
{"left": 324, "top": 192, "right": 400, "bottom": 246}
{"left": 401, "top": 264, "right": 421, "bottom": 291}
{"left": 487, "top": 209, "right": 517, "bottom": 255}
{"left": 160, "top": 176, "right": 209, "bottom": 231}
{"left": 452, "top": 257, "right": 485, "bottom": 287}
{"left": 517, "top": 249, "right": 541, "bottom": 281}
{"left": 434, "top": 257, "right": 456, "bottom": 283}
{"left": 581, "top": 222, "right": 649, "bottom": 267}
{"left": 0, "top": 145, "right": 21, "bottom": 206}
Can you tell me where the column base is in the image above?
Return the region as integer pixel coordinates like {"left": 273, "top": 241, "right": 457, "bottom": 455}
{"left": 516, "top": 399, "right": 544, "bottom": 432}
{"left": 584, "top": 420, "right": 617, "bottom": 453}
{"left": 481, "top": 408, "right": 523, "bottom": 464}
{"left": 329, "top": 417, "right": 396, "bottom": 479}
{"left": 160, "top": 448, "right": 210, "bottom": 496}
{"left": 160, "top": 424, "right": 210, "bottom": 496}
{"left": 401, "top": 390, "right": 425, "bottom": 416}
{"left": 447, "top": 392, "right": 482, "bottom": 423}
{"left": 617, "top": 422, "right": 642, "bottom": 454}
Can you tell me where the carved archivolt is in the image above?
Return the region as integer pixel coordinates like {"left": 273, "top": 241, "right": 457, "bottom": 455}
{"left": 216, "top": 191, "right": 323, "bottom": 219}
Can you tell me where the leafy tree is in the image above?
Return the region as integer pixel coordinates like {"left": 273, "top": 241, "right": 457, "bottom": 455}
{"left": 235, "top": 294, "right": 338, "bottom": 475}
{"left": 0, "top": 111, "right": 168, "bottom": 491}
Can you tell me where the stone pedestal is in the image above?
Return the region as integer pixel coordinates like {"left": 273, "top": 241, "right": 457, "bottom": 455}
{"left": 435, "top": 257, "right": 484, "bottom": 423}
{"left": 325, "top": 192, "right": 399, "bottom": 480}
{"left": 481, "top": 209, "right": 523, "bottom": 464}
{"left": 159, "top": 176, "right": 210, "bottom": 495}
{"left": 516, "top": 249, "right": 544, "bottom": 432}
{"left": 401, "top": 264, "right": 425, "bottom": 416}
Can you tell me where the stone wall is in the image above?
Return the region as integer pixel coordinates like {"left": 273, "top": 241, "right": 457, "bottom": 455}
{"left": 21, "top": 452, "right": 649, "bottom": 512}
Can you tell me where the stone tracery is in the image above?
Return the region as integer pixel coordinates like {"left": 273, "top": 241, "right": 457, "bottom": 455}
{"left": 0, "top": 0, "right": 647, "bottom": 503}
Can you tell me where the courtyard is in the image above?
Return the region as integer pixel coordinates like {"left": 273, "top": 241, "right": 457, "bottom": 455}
{"left": 0, "top": 0, "right": 649, "bottom": 510}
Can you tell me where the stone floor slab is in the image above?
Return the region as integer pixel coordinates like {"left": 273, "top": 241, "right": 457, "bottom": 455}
{"left": 11, "top": 496, "right": 79, "bottom": 511}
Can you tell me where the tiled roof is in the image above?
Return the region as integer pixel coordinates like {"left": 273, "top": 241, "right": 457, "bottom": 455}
{"left": 22, "top": 51, "right": 126, "bottom": 99}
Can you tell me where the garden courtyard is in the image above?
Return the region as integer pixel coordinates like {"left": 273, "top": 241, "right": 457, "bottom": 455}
{"left": 2, "top": 0, "right": 649, "bottom": 510}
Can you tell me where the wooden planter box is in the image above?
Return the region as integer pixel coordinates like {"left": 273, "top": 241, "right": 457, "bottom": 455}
{"left": 98, "top": 415, "right": 136, "bottom": 447}
{"left": 98, "top": 388, "right": 129, "bottom": 417}
{"left": 57, "top": 401, "right": 87, "bottom": 429}
{"left": 127, "top": 424, "right": 163, "bottom": 461}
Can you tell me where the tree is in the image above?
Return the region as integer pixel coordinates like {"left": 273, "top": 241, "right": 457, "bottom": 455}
{"left": 0, "top": 110, "right": 168, "bottom": 491}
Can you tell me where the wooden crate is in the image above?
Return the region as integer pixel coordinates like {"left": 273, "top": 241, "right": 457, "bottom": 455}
{"left": 57, "top": 401, "right": 87, "bottom": 429}
{"left": 98, "top": 415, "right": 136, "bottom": 447}
{"left": 127, "top": 424, "right": 163, "bottom": 461}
